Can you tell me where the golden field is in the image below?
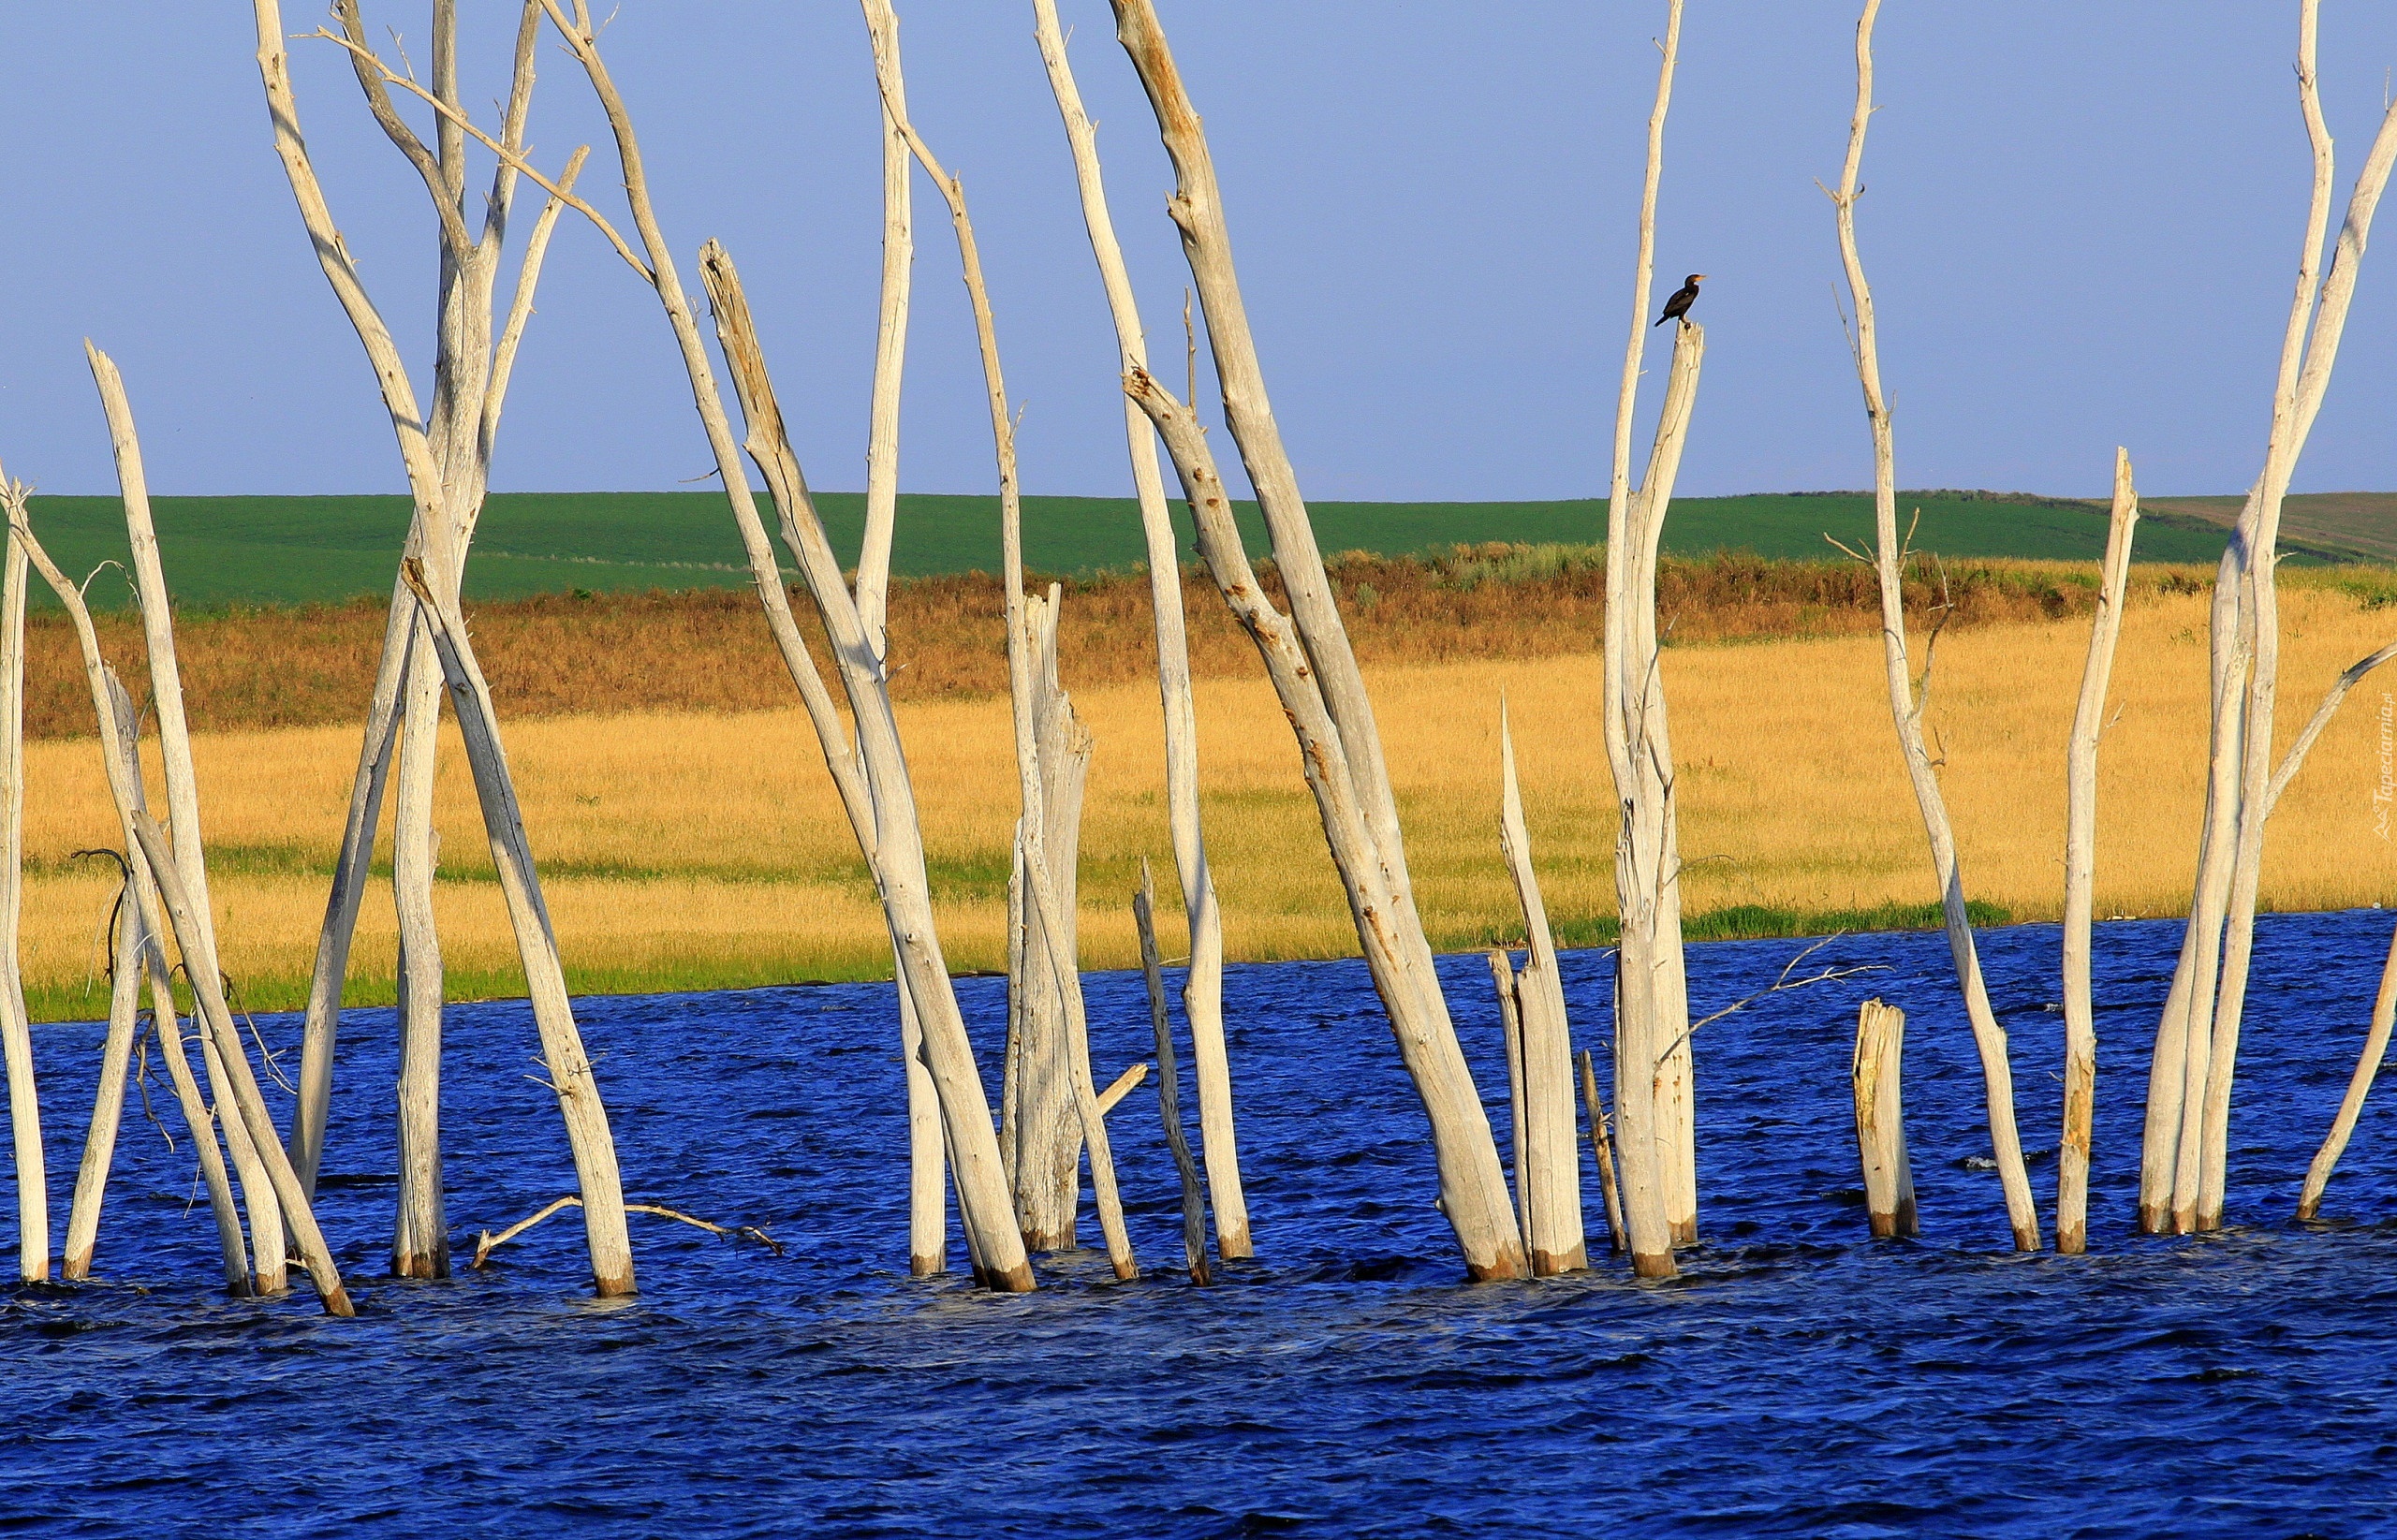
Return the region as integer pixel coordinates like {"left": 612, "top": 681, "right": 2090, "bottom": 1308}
{"left": 17, "top": 581, "right": 2397, "bottom": 1020}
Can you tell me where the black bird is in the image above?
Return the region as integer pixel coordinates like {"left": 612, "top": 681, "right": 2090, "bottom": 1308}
{"left": 1654, "top": 272, "right": 1707, "bottom": 327}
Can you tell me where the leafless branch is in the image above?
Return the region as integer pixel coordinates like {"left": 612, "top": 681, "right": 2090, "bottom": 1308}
{"left": 470, "top": 1193, "right": 785, "bottom": 1269}
{"left": 1654, "top": 932, "right": 1886, "bottom": 1067}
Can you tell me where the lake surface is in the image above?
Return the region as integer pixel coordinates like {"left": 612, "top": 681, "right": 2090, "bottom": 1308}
{"left": 6, "top": 909, "right": 2395, "bottom": 1537}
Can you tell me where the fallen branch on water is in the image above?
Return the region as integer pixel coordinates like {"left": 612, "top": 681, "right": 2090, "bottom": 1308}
{"left": 471, "top": 1195, "right": 785, "bottom": 1270}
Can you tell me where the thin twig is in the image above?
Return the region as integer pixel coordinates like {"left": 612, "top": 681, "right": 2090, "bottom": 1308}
{"left": 1654, "top": 932, "right": 1886, "bottom": 1067}
{"left": 470, "top": 1194, "right": 785, "bottom": 1269}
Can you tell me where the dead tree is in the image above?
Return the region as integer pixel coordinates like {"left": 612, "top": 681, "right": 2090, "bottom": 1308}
{"left": 1851, "top": 999, "right": 1917, "bottom": 1239}
{"left": 1109, "top": 0, "right": 1523, "bottom": 1280}
{"left": 257, "top": 0, "right": 634, "bottom": 1296}
{"left": 1491, "top": 706, "right": 1585, "bottom": 1274}
{"left": 2057, "top": 450, "right": 2138, "bottom": 1254}
{"left": 1828, "top": 0, "right": 2039, "bottom": 1252}
{"left": 1604, "top": 0, "right": 1701, "bottom": 1273}
{"left": 865, "top": 4, "right": 1135, "bottom": 1277}
{"left": 2139, "top": 0, "right": 2397, "bottom": 1234}
{"left": 1136, "top": 861, "right": 1210, "bottom": 1284}
{"left": 849, "top": 2, "right": 945, "bottom": 1278}
{"left": 1031, "top": 0, "right": 1251, "bottom": 1260}
{"left": 5, "top": 496, "right": 341, "bottom": 1310}
{"left": 0, "top": 517, "right": 41, "bottom": 1283}
{"left": 448, "top": 1, "right": 1029, "bottom": 1286}
{"left": 89, "top": 345, "right": 293, "bottom": 1292}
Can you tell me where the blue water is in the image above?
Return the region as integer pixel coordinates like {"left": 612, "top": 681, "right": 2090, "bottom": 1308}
{"left": 6, "top": 910, "right": 2395, "bottom": 1536}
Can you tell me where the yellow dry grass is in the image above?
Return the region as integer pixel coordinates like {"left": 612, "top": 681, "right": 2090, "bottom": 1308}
{"left": 20, "top": 586, "right": 2396, "bottom": 1020}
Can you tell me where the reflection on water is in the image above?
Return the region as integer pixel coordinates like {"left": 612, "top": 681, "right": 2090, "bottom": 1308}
{"left": 6, "top": 910, "right": 2396, "bottom": 1535}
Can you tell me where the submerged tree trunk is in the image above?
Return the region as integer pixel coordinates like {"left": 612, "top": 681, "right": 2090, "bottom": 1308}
{"left": 92, "top": 345, "right": 289, "bottom": 1292}
{"left": 1031, "top": 0, "right": 1250, "bottom": 1261}
{"left": 1110, "top": 0, "right": 1523, "bottom": 1282}
{"left": 1852, "top": 999, "right": 1918, "bottom": 1239}
{"left": 1494, "top": 706, "right": 1585, "bottom": 1275}
{"left": 1829, "top": 0, "right": 2039, "bottom": 1253}
{"left": 2058, "top": 450, "right": 2138, "bottom": 1254}
{"left": 257, "top": 1, "right": 635, "bottom": 1296}
{"left": 1137, "top": 861, "right": 1211, "bottom": 1284}
{"left": 1008, "top": 589, "right": 1096, "bottom": 1251}
{"left": 0, "top": 529, "right": 44, "bottom": 1283}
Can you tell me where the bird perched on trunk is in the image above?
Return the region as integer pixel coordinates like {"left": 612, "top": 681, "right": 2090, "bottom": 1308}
{"left": 1654, "top": 273, "right": 1706, "bottom": 327}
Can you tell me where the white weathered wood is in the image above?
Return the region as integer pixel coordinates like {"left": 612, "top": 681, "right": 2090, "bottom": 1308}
{"left": 1596, "top": 0, "right": 1695, "bottom": 1279}
{"left": 1007, "top": 590, "right": 1095, "bottom": 1252}
{"left": 399, "top": 562, "right": 635, "bottom": 1294}
{"left": 1032, "top": 0, "right": 1250, "bottom": 1261}
{"left": 1489, "top": 949, "right": 1532, "bottom": 1260}
{"left": 281, "top": 0, "right": 569, "bottom": 1207}
{"left": 132, "top": 813, "right": 353, "bottom": 1314}
{"left": 1137, "top": 860, "right": 1210, "bottom": 1284}
{"left": 0, "top": 530, "right": 42, "bottom": 1283}
{"left": 1109, "top": 0, "right": 1522, "bottom": 1282}
{"left": 62, "top": 852, "right": 141, "bottom": 1282}
{"left": 391, "top": 653, "right": 448, "bottom": 1280}
{"left": 2058, "top": 449, "right": 2138, "bottom": 1254}
{"left": 2298, "top": 916, "right": 2397, "bottom": 1220}
{"left": 2194, "top": 50, "right": 2397, "bottom": 1233}
{"left": 1496, "top": 706, "right": 1585, "bottom": 1274}
{"left": 89, "top": 345, "right": 289, "bottom": 1291}
{"left": 511, "top": 0, "right": 1023, "bottom": 1288}
{"left": 257, "top": 1, "right": 638, "bottom": 1295}
{"left": 2, "top": 501, "right": 262, "bottom": 1301}
{"left": 1829, "top": 0, "right": 2039, "bottom": 1252}
{"left": 862, "top": 20, "right": 1139, "bottom": 1281}
{"left": 62, "top": 679, "right": 153, "bottom": 1281}
{"left": 1577, "top": 1048, "right": 1627, "bottom": 1255}
{"left": 693, "top": 243, "right": 1031, "bottom": 1292}
{"left": 858, "top": 2, "right": 912, "bottom": 660}
{"left": 1096, "top": 1061, "right": 1150, "bottom": 1118}
{"left": 853, "top": 7, "right": 944, "bottom": 1278}
{"left": 1852, "top": 998, "right": 1918, "bottom": 1239}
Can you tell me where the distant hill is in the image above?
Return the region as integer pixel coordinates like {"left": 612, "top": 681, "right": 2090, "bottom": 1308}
{"left": 2138, "top": 492, "right": 2396, "bottom": 565}
{"left": 11, "top": 487, "right": 2365, "bottom": 611}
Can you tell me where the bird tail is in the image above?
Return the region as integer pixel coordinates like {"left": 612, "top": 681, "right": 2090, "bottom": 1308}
{"left": 1653, "top": 315, "right": 1669, "bottom": 327}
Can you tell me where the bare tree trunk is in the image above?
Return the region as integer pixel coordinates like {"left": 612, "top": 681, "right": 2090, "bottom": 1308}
{"left": 2195, "top": 60, "right": 2397, "bottom": 1235}
{"left": 63, "top": 845, "right": 142, "bottom": 1281}
{"left": 1137, "top": 861, "right": 1210, "bottom": 1284}
{"left": 1603, "top": 0, "right": 1699, "bottom": 1261}
{"left": 505, "top": 0, "right": 1024, "bottom": 1287}
{"left": 3, "top": 501, "right": 279, "bottom": 1305}
{"left": 90, "top": 345, "right": 289, "bottom": 1291}
{"left": 133, "top": 814, "right": 353, "bottom": 1315}
{"left": 863, "top": 19, "right": 1138, "bottom": 1283}
{"left": 852, "top": 7, "right": 942, "bottom": 1274}
{"left": 1008, "top": 590, "right": 1095, "bottom": 1252}
{"left": 2298, "top": 917, "right": 2397, "bottom": 1220}
{"left": 258, "top": 2, "right": 635, "bottom": 1295}
{"left": 279, "top": 0, "right": 571, "bottom": 1208}
{"left": 1490, "top": 949, "right": 1532, "bottom": 1258}
{"left": 1109, "top": 0, "right": 1522, "bottom": 1282}
{"left": 1852, "top": 999, "right": 1918, "bottom": 1239}
{"left": 694, "top": 241, "right": 1031, "bottom": 1289}
{"left": 2058, "top": 449, "right": 2138, "bottom": 1254}
{"left": 1829, "top": 0, "right": 2038, "bottom": 1252}
{"left": 0, "top": 531, "right": 43, "bottom": 1283}
{"left": 1031, "top": 0, "right": 1250, "bottom": 1260}
{"left": 1577, "top": 1049, "right": 1627, "bottom": 1255}
{"left": 1495, "top": 706, "right": 1586, "bottom": 1274}
{"left": 391, "top": 651, "right": 448, "bottom": 1279}
{"left": 95, "top": 669, "right": 249, "bottom": 1290}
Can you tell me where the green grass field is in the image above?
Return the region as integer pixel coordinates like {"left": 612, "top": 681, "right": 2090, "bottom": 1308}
{"left": 17, "top": 486, "right": 2349, "bottom": 611}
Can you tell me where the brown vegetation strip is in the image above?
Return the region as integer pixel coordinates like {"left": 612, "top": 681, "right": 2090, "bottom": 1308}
{"left": 25, "top": 547, "right": 2386, "bottom": 741}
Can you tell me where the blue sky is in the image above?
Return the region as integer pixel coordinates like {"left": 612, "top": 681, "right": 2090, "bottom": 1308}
{"left": 3, "top": 3, "right": 2394, "bottom": 502}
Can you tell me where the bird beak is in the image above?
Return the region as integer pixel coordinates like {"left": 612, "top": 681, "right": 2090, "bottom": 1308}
{"left": 1694, "top": 274, "right": 1709, "bottom": 282}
